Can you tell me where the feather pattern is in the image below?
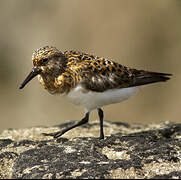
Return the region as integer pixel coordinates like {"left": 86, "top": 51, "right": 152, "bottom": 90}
{"left": 62, "top": 50, "right": 172, "bottom": 92}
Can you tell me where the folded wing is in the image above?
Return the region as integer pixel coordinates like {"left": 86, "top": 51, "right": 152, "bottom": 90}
{"left": 65, "top": 51, "right": 172, "bottom": 92}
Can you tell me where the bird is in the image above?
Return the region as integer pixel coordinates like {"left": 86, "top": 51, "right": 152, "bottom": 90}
{"left": 19, "top": 46, "right": 172, "bottom": 139}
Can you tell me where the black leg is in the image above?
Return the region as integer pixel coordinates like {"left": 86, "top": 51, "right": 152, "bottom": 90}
{"left": 43, "top": 112, "right": 90, "bottom": 138}
{"left": 98, "top": 108, "right": 104, "bottom": 139}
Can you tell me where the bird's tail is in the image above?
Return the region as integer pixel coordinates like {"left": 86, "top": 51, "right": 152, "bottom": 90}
{"left": 134, "top": 71, "right": 172, "bottom": 86}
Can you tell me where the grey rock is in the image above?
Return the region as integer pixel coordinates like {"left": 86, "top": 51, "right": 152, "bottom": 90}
{"left": 0, "top": 120, "right": 181, "bottom": 179}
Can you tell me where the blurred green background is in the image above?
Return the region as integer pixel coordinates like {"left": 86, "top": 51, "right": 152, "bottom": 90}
{"left": 0, "top": 0, "right": 180, "bottom": 132}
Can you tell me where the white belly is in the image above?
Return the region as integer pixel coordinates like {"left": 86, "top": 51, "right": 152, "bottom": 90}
{"left": 66, "top": 85, "right": 139, "bottom": 112}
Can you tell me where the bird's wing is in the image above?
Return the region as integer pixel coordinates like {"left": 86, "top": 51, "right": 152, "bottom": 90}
{"left": 64, "top": 50, "right": 172, "bottom": 92}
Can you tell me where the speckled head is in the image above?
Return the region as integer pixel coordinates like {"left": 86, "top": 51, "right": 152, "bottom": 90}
{"left": 19, "top": 46, "right": 67, "bottom": 89}
{"left": 32, "top": 46, "right": 61, "bottom": 67}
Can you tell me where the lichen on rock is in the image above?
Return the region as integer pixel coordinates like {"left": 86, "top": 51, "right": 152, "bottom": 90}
{"left": 0, "top": 120, "right": 181, "bottom": 179}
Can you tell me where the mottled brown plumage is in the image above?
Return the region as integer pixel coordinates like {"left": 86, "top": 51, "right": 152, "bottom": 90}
{"left": 20, "top": 46, "right": 171, "bottom": 94}
{"left": 19, "top": 46, "right": 172, "bottom": 139}
{"left": 19, "top": 46, "right": 170, "bottom": 94}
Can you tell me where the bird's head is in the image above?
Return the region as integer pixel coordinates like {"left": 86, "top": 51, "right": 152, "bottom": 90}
{"left": 19, "top": 46, "right": 67, "bottom": 89}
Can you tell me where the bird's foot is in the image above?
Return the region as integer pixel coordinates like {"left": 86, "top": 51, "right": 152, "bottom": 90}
{"left": 42, "top": 131, "right": 64, "bottom": 138}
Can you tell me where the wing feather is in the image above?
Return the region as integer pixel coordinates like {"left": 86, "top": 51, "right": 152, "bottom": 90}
{"left": 64, "top": 51, "right": 172, "bottom": 92}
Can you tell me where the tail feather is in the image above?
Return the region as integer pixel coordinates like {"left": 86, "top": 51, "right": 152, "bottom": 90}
{"left": 134, "top": 71, "right": 172, "bottom": 86}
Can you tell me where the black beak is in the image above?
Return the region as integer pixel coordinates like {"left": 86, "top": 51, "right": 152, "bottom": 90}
{"left": 19, "top": 67, "right": 42, "bottom": 89}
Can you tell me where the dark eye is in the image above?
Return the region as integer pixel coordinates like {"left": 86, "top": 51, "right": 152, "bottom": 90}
{"left": 41, "top": 58, "right": 49, "bottom": 64}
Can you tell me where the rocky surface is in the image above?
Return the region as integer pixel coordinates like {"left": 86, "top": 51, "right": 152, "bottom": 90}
{"left": 0, "top": 120, "right": 181, "bottom": 179}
